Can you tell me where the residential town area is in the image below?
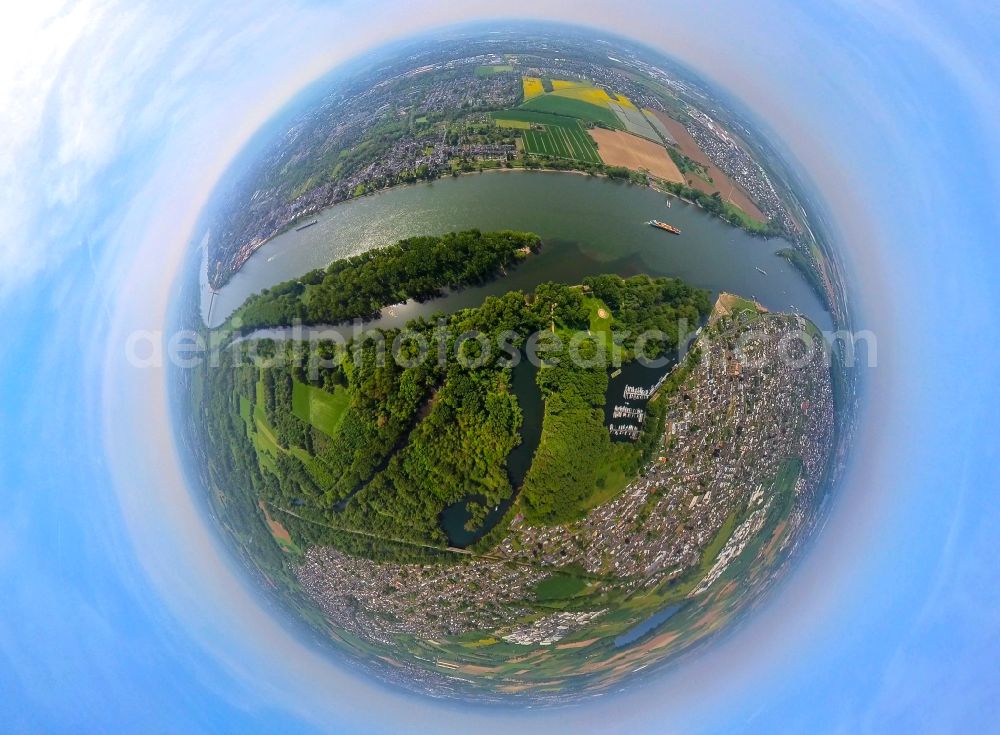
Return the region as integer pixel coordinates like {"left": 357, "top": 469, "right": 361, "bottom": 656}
{"left": 496, "top": 306, "right": 834, "bottom": 592}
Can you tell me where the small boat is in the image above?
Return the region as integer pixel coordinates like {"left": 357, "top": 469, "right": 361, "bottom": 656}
{"left": 647, "top": 219, "right": 681, "bottom": 235}
{"left": 755, "top": 266, "right": 768, "bottom": 275}
{"left": 295, "top": 219, "right": 319, "bottom": 232}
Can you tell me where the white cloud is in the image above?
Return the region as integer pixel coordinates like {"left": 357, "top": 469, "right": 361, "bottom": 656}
{"left": 0, "top": 1, "right": 97, "bottom": 297}
{"left": 0, "top": 1, "right": 288, "bottom": 300}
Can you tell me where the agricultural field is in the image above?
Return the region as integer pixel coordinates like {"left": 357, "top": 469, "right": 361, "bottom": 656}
{"left": 608, "top": 103, "right": 661, "bottom": 142}
{"left": 644, "top": 110, "right": 678, "bottom": 145}
{"left": 548, "top": 78, "right": 637, "bottom": 109}
{"left": 516, "top": 76, "right": 636, "bottom": 130}
{"left": 588, "top": 128, "right": 684, "bottom": 183}
{"left": 491, "top": 109, "right": 581, "bottom": 127}
{"left": 522, "top": 121, "right": 602, "bottom": 164}
{"left": 521, "top": 93, "right": 623, "bottom": 129}
{"left": 653, "top": 110, "right": 766, "bottom": 220}
{"left": 549, "top": 80, "right": 619, "bottom": 106}
{"left": 522, "top": 76, "right": 545, "bottom": 100}
{"left": 493, "top": 118, "right": 531, "bottom": 130}
{"left": 492, "top": 110, "right": 601, "bottom": 163}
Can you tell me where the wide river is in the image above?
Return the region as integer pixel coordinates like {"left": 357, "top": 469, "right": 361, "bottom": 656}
{"left": 201, "top": 170, "right": 831, "bottom": 332}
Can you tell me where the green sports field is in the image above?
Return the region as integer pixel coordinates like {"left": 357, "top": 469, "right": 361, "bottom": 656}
{"left": 532, "top": 570, "right": 590, "bottom": 602}
{"left": 475, "top": 64, "right": 514, "bottom": 77}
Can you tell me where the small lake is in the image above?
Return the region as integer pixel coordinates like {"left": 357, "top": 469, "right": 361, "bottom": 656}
{"left": 439, "top": 358, "right": 542, "bottom": 548}
{"left": 202, "top": 170, "right": 831, "bottom": 332}
{"left": 507, "top": 358, "right": 543, "bottom": 489}
{"left": 614, "top": 603, "right": 684, "bottom": 648}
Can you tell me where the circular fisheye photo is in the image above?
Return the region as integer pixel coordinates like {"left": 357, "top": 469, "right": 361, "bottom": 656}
{"left": 8, "top": 2, "right": 1000, "bottom": 732}
{"left": 172, "top": 24, "right": 854, "bottom": 703}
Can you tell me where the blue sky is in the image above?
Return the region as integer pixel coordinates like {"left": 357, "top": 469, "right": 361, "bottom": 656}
{"left": 1, "top": 1, "right": 999, "bottom": 732}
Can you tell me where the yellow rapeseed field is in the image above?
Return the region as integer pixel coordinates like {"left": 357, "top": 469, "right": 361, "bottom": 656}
{"left": 556, "top": 85, "right": 612, "bottom": 106}
{"left": 520, "top": 76, "right": 637, "bottom": 115}
{"left": 522, "top": 76, "right": 545, "bottom": 100}
{"left": 550, "top": 79, "right": 583, "bottom": 90}
{"left": 549, "top": 79, "right": 635, "bottom": 109}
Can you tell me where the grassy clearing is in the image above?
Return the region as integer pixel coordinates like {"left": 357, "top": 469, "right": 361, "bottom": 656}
{"left": 711, "top": 293, "right": 763, "bottom": 324}
{"left": 243, "top": 380, "right": 334, "bottom": 485}
{"left": 291, "top": 379, "right": 349, "bottom": 438}
{"left": 699, "top": 509, "right": 740, "bottom": 572}
{"left": 242, "top": 387, "right": 280, "bottom": 474}
{"left": 253, "top": 409, "right": 281, "bottom": 455}
{"left": 728, "top": 295, "right": 760, "bottom": 315}
{"left": 580, "top": 462, "right": 632, "bottom": 512}
{"left": 475, "top": 64, "right": 514, "bottom": 77}
{"left": 290, "top": 446, "right": 335, "bottom": 487}
{"left": 726, "top": 202, "right": 769, "bottom": 230}
{"left": 583, "top": 295, "right": 612, "bottom": 339}
{"left": 533, "top": 572, "right": 589, "bottom": 602}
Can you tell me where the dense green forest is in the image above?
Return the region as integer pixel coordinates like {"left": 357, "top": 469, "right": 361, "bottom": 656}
{"left": 231, "top": 229, "right": 540, "bottom": 331}
{"left": 198, "top": 233, "right": 710, "bottom": 562}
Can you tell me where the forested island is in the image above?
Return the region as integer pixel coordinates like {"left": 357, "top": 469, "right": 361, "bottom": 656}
{"left": 230, "top": 229, "right": 540, "bottom": 331}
